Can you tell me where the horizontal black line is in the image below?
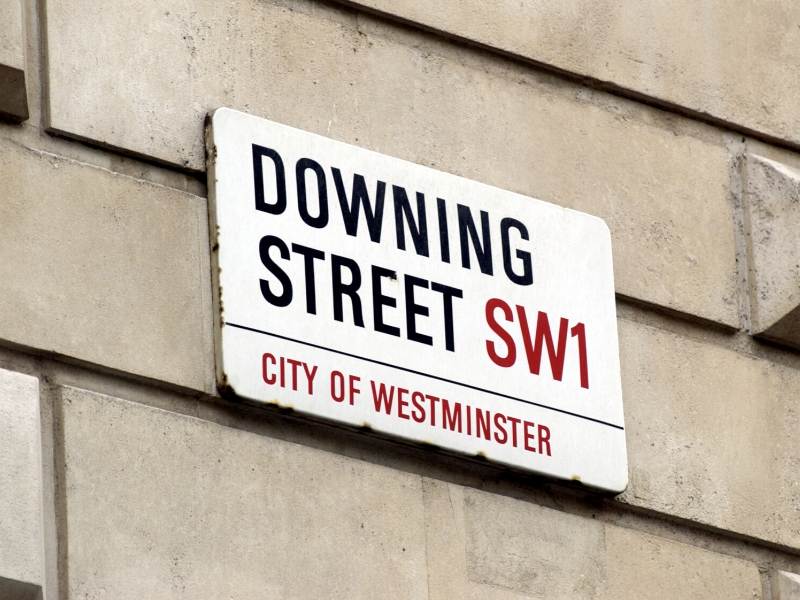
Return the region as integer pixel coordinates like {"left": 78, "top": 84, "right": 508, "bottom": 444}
{"left": 225, "top": 321, "right": 624, "bottom": 431}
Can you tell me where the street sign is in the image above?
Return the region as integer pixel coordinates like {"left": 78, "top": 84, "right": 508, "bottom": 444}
{"left": 207, "top": 108, "right": 627, "bottom": 492}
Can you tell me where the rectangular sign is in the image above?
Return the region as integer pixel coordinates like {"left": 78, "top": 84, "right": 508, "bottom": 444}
{"left": 207, "top": 108, "right": 627, "bottom": 492}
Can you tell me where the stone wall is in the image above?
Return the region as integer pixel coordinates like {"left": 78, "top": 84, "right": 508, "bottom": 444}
{"left": 1, "top": 0, "right": 800, "bottom": 598}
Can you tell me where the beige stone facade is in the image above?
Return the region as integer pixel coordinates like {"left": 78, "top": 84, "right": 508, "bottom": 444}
{"left": 1, "top": 1, "right": 800, "bottom": 598}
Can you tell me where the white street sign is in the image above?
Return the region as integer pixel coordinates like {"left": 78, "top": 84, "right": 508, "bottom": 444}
{"left": 207, "top": 108, "right": 627, "bottom": 492}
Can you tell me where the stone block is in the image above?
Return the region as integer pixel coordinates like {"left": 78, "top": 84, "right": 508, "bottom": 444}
{"left": 458, "top": 486, "right": 761, "bottom": 599}
{"left": 59, "top": 386, "right": 766, "bottom": 600}
{"left": 338, "top": 0, "right": 800, "bottom": 147}
{"left": 773, "top": 570, "right": 800, "bottom": 600}
{"left": 59, "top": 386, "right": 428, "bottom": 599}
{"left": 745, "top": 155, "right": 800, "bottom": 348}
{"left": 0, "top": 137, "right": 213, "bottom": 392}
{"left": 0, "top": 0, "right": 23, "bottom": 70}
{"left": 420, "top": 479, "right": 471, "bottom": 600}
{"left": 618, "top": 317, "right": 800, "bottom": 549}
{"left": 45, "top": 0, "right": 739, "bottom": 325}
{"left": 0, "top": 367, "right": 43, "bottom": 594}
{"left": 0, "top": 0, "right": 28, "bottom": 121}
{"left": 464, "top": 488, "right": 604, "bottom": 599}
{"left": 603, "top": 526, "right": 762, "bottom": 600}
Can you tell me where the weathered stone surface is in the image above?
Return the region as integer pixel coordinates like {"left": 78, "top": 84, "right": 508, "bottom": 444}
{"left": 773, "top": 570, "right": 800, "bottom": 600}
{"left": 45, "top": 0, "right": 739, "bottom": 325}
{"left": 338, "top": 0, "right": 800, "bottom": 147}
{"left": 745, "top": 154, "right": 800, "bottom": 347}
{"left": 0, "top": 0, "right": 28, "bottom": 121}
{"left": 0, "top": 0, "right": 23, "bottom": 70}
{"left": 58, "top": 387, "right": 766, "bottom": 600}
{"left": 618, "top": 317, "right": 800, "bottom": 549}
{"left": 0, "top": 367, "right": 42, "bottom": 593}
{"left": 0, "top": 137, "right": 213, "bottom": 392}
{"left": 60, "top": 386, "right": 428, "bottom": 600}
{"left": 421, "top": 479, "right": 471, "bottom": 600}
{"left": 464, "top": 488, "right": 604, "bottom": 599}
{"left": 603, "top": 526, "right": 762, "bottom": 600}
{"left": 456, "top": 485, "right": 761, "bottom": 599}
